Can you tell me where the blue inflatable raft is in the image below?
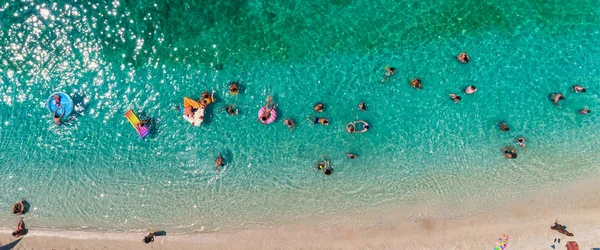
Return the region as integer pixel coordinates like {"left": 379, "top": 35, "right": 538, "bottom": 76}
{"left": 46, "top": 92, "right": 73, "bottom": 117}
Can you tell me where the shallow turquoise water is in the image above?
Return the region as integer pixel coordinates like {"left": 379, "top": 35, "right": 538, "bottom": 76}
{"left": 1, "top": 0, "right": 600, "bottom": 232}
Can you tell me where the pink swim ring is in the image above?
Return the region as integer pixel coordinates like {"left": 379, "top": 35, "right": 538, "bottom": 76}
{"left": 258, "top": 106, "right": 277, "bottom": 124}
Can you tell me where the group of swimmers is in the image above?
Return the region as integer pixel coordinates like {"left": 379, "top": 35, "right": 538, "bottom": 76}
{"left": 384, "top": 51, "right": 591, "bottom": 159}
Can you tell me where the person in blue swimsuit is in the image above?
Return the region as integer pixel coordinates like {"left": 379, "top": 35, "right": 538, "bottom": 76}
{"left": 308, "top": 116, "right": 329, "bottom": 125}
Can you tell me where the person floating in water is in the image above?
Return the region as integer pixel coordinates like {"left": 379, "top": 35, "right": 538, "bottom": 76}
{"left": 143, "top": 232, "right": 155, "bottom": 244}
{"left": 229, "top": 82, "right": 239, "bottom": 95}
{"left": 346, "top": 122, "right": 356, "bottom": 133}
{"left": 358, "top": 102, "right": 366, "bottom": 111}
{"left": 12, "top": 217, "right": 25, "bottom": 238}
{"left": 215, "top": 153, "right": 224, "bottom": 172}
{"left": 410, "top": 78, "right": 422, "bottom": 90}
{"left": 284, "top": 119, "right": 295, "bottom": 131}
{"left": 199, "top": 91, "right": 214, "bottom": 108}
{"left": 382, "top": 65, "right": 396, "bottom": 83}
{"left": 347, "top": 153, "right": 357, "bottom": 159}
{"left": 498, "top": 122, "right": 510, "bottom": 132}
{"left": 221, "top": 104, "right": 238, "bottom": 116}
{"left": 136, "top": 119, "right": 149, "bottom": 130}
{"left": 314, "top": 103, "right": 324, "bottom": 112}
{"left": 317, "top": 158, "right": 333, "bottom": 175}
{"left": 571, "top": 85, "right": 586, "bottom": 93}
{"left": 53, "top": 94, "right": 61, "bottom": 106}
{"left": 465, "top": 85, "right": 477, "bottom": 94}
{"left": 503, "top": 146, "right": 517, "bottom": 159}
{"left": 456, "top": 52, "right": 470, "bottom": 63}
{"left": 550, "top": 93, "right": 565, "bottom": 105}
{"left": 258, "top": 96, "right": 275, "bottom": 123}
{"left": 515, "top": 137, "right": 526, "bottom": 148}
{"left": 449, "top": 94, "right": 461, "bottom": 104}
{"left": 12, "top": 200, "right": 26, "bottom": 215}
{"left": 346, "top": 121, "right": 369, "bottom": 133}
{"left": 551, "top": 220, "right": 574, "bottom": 237}
{"left": 53, "top": 106, "right": 65, "bottom": 125}
{"left": 579, "top": 108, "right": 591, "bottom": 115}
{"left": 308, "top": 116, "right": 329, "bottom": 126}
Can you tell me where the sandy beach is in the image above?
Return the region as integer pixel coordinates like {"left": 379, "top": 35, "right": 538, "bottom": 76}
{"left": 2, "top": 175, "right": 599, "bottom": 250}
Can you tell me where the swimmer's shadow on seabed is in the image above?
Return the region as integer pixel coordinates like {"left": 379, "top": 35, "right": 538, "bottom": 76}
{"left": 0, "top": 237, "right": 22, "bottom": 250}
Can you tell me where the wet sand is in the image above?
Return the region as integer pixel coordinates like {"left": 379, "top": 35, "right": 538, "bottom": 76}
{"left": 2, "top": 175, "right": 599, "bottom": 250}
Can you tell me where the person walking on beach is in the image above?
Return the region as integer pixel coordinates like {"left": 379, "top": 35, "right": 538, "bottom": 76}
{"left": 12, "top": 217, "right": 25, "bottom": 237}
{"left": 382, "top": 65, "right": 396, "bottom": 83}
{"left": 215, "top": 153, "right": 224, "bottom": 172}
{"left": 143, "top": 232, "right": 155, "bottom": 244}
{"left": 457, "top": 52, "right": 470, "bottom": 63}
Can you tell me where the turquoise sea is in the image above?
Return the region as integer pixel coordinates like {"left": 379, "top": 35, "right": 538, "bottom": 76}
{"left": 1, "top": 0, "right": 600, "bottom": 233}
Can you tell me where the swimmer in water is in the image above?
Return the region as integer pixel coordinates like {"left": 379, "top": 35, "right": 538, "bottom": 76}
{"left": 229, "top": 82, "right": 239, "bottom": 95}
{"left": 410, "top": 78, "right": 422, "bottom": 90}
{"left": 314, "top": 103, "right": 324, "bottom": 112}
{"left": 53, "top": 107, "right": 65, "bottom": 125}
{"left": 498, "top": 122, "right": 510, "bottom": 132}
{"left": 465, "top": 85, "right": 477, "bottom": 94}
{"left": 346, "top": 122, "right": 356, "bottom": 133}
{"left": 579, "top": 108, "right": 591, "bottom": 115}
{"left": 221, "top": 104, "right": 238, "bottom": 116}
{"left": 358, "top": 102, "right": 366, "bottom": 111}
{"left": 12, "top": 200, "right": 25, "bottom": 215}
{"left": 356, "top": 120, "right": 369, "bottom": 133}
{"left": 503, "top": 146, "right": 517, "bottom": 159}
{"left": 309, "top": 116, "right": 329, "bottom": 126}
{"left": 323, "top": 168, "right": 333, "bottom": 175}
{"left": 215, "top": 153, "right": 224, "bottom": 172}
{"left": 347, "top": 153, "right": 357, "bottom": 159}
{"left": 382, "top": 65, "right": 396, "bottom": 83}
{"left": 12, "top": 217, "right": 24, "bottom": 238}
{"left": 135, "top": 119, "right": 149, "bottom": 130}
{"left": 515, "top": 137, "right": 526, "bottom": 148}
{"left": 449, "top": 94, "right": 461, "bottom": 104}
{"left": 284, "top": 118, "right": 295, "bottom": 131}
{"left": 550, "top": 93, "right": 565, "bottom": 105}
{"left": 572, "top": 85, "right": 586, "bottom": 93}
{"left": 457, "top": 52, "right": 470, "bottom": 63}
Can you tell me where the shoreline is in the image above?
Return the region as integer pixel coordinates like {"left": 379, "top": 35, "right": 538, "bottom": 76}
{"left": 2, "top": 174, "right": 600, "bottom": 249}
